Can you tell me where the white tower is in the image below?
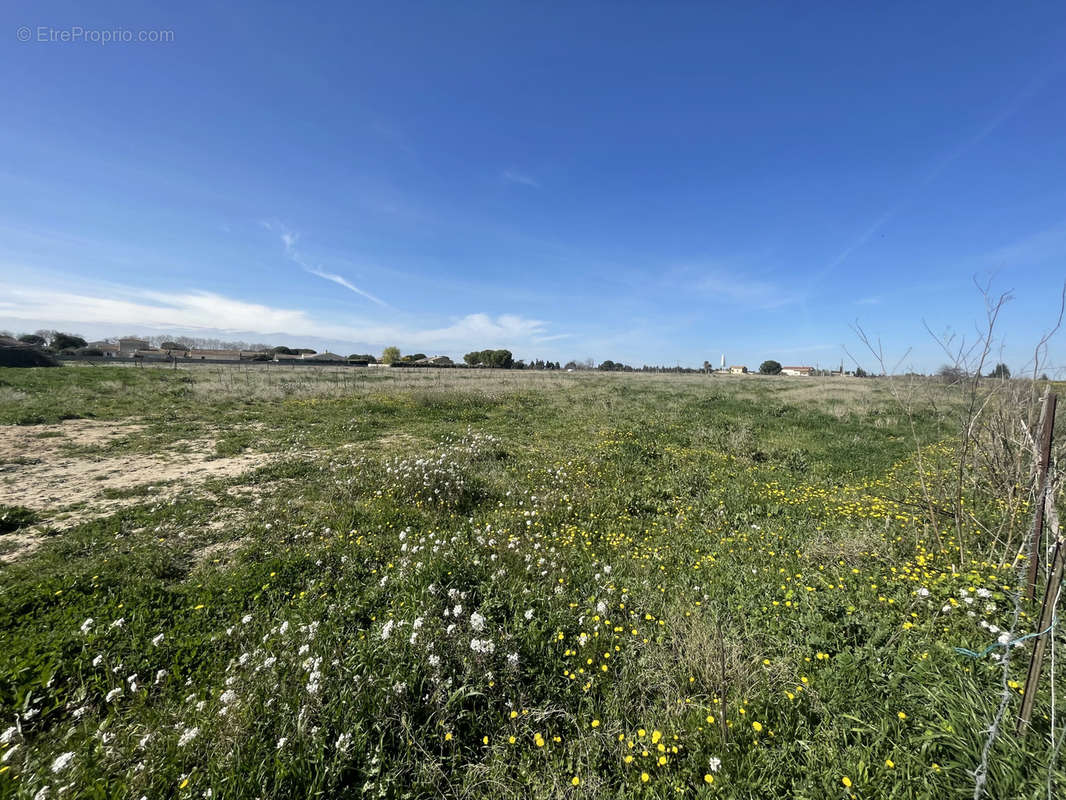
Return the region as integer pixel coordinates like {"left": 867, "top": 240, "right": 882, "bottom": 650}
{"left": 720, "top": 354, "right": 725, "bottom": 369}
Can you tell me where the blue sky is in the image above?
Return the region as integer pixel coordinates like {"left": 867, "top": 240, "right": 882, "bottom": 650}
{"left": 1, "top": 1, "right": 1064, "bottom": 372}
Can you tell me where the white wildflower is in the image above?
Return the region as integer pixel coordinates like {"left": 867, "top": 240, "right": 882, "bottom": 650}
{"left": 381, "top": 620, "right": 395, "bottom": 641}
{"left": 51, "top": 752, "right": 75, "bottom": 773}
{"left": 470, "top": 612, "right": 486, "bottom": 632}
{"left": 241, "top": 614, "right": 252, "bottom": 624}
{"left": 104, "top": 688, "right": 122, "bottom": 703}
{"left": 2, "top": 744, "right": 19, "bottom": 762}
{"left": 151, "top": 633, "right": 164, "bottom": 647}
{"left": 220, "top": 690, "right": 238, "bottom": 706}
{"left": 276, "top": 737, "right": 288, "bottom": 750}
{"left": 708, "top": 756, "right": 722, "bottom": 772}
{"left": 0, "top": 726, "right": 16, "bottom": 744}
{"left": 917, "top": 588, "right": 930, "bottom": 598}
{"left": 177, "top": 727, "right": 200, "bottom": 747}
{"left": 524, "top": 608, "right": 534, "bottom": 620}
{"left": 79, "top": 618, "right": 94, "bottom": 635}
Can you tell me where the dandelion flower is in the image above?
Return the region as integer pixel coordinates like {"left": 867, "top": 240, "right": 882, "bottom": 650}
{"left": 641, "top": 772, "right": 650, "bottom": 783}
{"left": 570, "top": 776, "right": 580, "bottom": 786}
{"left": 704, "top": 774, "right": 714, "bottom": 784}
{"left": 842, "top": 776, "right": 852, "bottom": 788}
{"left": 752, "top": 721, "right": 763, "bottom": 732}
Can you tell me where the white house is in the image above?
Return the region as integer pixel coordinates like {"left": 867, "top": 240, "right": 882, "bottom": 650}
{"left": 781, "top": 366, "right": 814, "bottom": 377}
{"left": 118, "top": 337, "right": 149, "bottom": 354}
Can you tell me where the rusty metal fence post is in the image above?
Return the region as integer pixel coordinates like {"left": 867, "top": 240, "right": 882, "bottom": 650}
{"left": 1025, "top": 393, "right": 1057, "bottom": 602}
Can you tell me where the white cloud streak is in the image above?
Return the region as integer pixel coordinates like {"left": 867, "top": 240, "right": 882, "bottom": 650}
{"left": 264, "top": 221, "right": 390, "bottom": 308}
{"left": 502, "top": 170, "right": 540, "bottom": 188}
{"left": 694, "top": 270, "right": 799, "bottom": 310}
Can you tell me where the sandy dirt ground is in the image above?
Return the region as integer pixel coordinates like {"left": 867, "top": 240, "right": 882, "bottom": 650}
{"left": 0, "top": 419, "right": 273, "bottom": 562}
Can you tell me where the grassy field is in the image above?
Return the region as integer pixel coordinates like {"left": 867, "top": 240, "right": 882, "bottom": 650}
{"left": 0, "top": 364, "right": 1061, "bottom": 799}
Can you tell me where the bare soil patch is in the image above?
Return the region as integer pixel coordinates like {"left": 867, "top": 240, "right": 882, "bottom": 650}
{"left": 0, "top": 420, "right": 273, "bottom": 561}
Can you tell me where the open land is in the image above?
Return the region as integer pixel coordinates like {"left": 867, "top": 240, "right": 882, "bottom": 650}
{"left": 0, "top": 363, "right": 1062, "bottom": 798}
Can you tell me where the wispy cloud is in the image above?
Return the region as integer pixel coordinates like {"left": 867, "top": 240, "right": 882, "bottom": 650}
{"left": 815, "top": 66, "right": 1056, "bottom": 283}
{"left": 263, "top": 221, "right": 390, "bottom": 308}
{"left": 0, "top": 280, "right": 556, "bottom": 355}
{"left": 856, "top": 296, "right": 881, "bottom": 305}
{"left": 532, "top": 333, "right": 573, "bottom": 343}
{"left": 983, "top": 221, "right": 1066, "bottom": 268}
{"left": 502, "top": 169, "right": 540, "bottom": 188}
{"left": 304, "top": 266, "right": 388, "bottom": 307}
{"left": 693, "top": 269, "right": 800, "bottom": 310}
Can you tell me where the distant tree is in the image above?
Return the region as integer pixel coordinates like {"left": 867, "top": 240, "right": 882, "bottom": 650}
{"left": 990, "top": 362, "right": 1011, "bottom": 379}
{"left": 598, "top": 360, "right": 616, "bottom": 371}
{"left": 17, "top": 334, "right": 46, "bottom": 346}
{"left": 160, "top": 341, "right": 182, "bottom": 350}
{"left": 271, "top": 346, "right": 298, "bottom": 355}
{"left": 347, "top": 354, "right": 377, "bottom": 363}
{"left": 296, "top": 349, "right": 316, "bottom": 355}
{"left": 759, "top": 360, "right": 782, "bottom": 375}
{"left": 702, "top": 360, "right": 711, "bottom": 373}
{"left": 487, "top": 349, "right": 513, "bottom": 368}
{"left": 381, "top": 346, "right": 401, "bottom": 364}
{"left": 50, "top": 333, "right": 87, "bottom": 352}
{"left": 401, "top": 353, "right": 427, "bottom": 362}
{"left": 854, "top": 367, "right": 868, "bottom": 378}
{"left": 937, "top": 365, "right": 967, "bottom": 383}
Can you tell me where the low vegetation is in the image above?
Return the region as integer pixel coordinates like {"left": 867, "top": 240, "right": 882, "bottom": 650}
{"left": 0, "top": 364, "right": 1061, "bottom": 798}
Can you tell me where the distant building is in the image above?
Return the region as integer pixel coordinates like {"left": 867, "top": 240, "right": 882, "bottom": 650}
{"left": 414, "top": 355, "right": 453, "bottom": 366}
{"left": 781, "top": 366, "right": 814, "bottom": 377}
{"left": 88, "top": 341, "right": 119, "bottom": 357}
{"left": 729, "top": 365, "right": 747, "bottom": 374}
{"left": 303, "top": 351, "right": 345, "bottom": 361}
{"left": 187, "top": 349, "right": 241, "bottom": 360}
{"left": 118, "top": 337, "right": 149, "bottom": 354}
{"left": 133, "top": 348, "right": 169, "bottom": 360}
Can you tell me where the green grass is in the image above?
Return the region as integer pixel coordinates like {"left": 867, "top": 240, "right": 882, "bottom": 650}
{"left": 0, "top": 365, "right": 1060, "bottom": 799}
